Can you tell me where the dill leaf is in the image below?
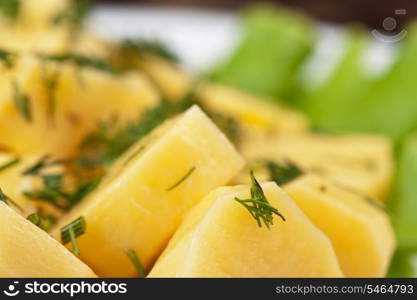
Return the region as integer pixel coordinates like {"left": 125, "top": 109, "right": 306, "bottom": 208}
{"left": 235, "top": 171, "right": 285, "bottom": 229}
{"left": 61, "top": 216, "right": 86, "bottom": 256}
{"left": 166, "top": 167, "right": 196, "bottom": 191}
{"left": 12, "top": 81, "right": 32, "bottom": 122}
{"left": 0, "top": 157, "right": 20, "bottom": 172}
{"left": 125, "top": 249, "right": 147, "bottom": 277}
{"left": 265, "top": 160, "right": 303, "bottom": 186}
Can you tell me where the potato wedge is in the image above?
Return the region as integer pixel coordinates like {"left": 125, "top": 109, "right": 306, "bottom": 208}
{"left": 52, "top": 106, "right": 244, "bottom": 277}
{"left": 149, "top": 182, "right": 343, "bottom": 277}
{"left": 0, "top": 55, "right": 158, "bottom": 157}
{"left": 284, "top": 174, "right": 396, "bottom": 277}
{"left": 0, "top": 202, "right": 96, "bottom": 277}
{"left": 240, "top": 134, "right": 393, "bottom": 201}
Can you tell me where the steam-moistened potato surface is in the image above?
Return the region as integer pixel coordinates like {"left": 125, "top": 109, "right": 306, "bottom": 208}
{"left": 0, "top": 55, "right": 158, "bottom": 157}
{"left": 284, "top": 174, "right": 396, "bottom": 277}
{"left": 52, "top": 106, "right": 244, "bottom": 277}
{"left": 149, "top": 182, "right": 343, "bottom": 277}
{"left": 0, "top": 202, "right": 96, "bottom": 277}
{"left": 241, "top": 134, "right": 393, "bottom": 200}
{"left": 198, "top": 83, "right": 309, "bottom": 136}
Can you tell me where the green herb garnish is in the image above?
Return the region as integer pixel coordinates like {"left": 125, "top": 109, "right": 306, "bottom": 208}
{"left": 235, "top": 171, "right": 285, "bottom": 229}
{"left": 52, "top": 0, "right": 91, "bottom": 28}
{"left": 61, "top": 216, "right": 86, "bottom": 256}
{"left": 166, "top": 166, "right": 196, "bottom": 191}
{"left": 0, "top": 188, "right": 23, "bottom": 212}
{"left": 24, "top": 174, "right": 100, "bottom": 211}
{"left": 0, "top": 49, "right": 17, "bottom": 68}
{"left": 0, "top": 0, "right": 20, "bottom": 21}
{"left": 122, "top": 39, "right": 179, "bottom": 63}
{"left": 22, "top": 155, "right": 62, "bottom": 176}
{"left": 27, "top": 213, "right": 55, "bottom": 231}
{"left": 40, "top": 64, "right": 60, "bottom": 123}
{"left": 0, "top": 157, "right": 20, "bottom": 172}
{"left": 38, "top": 53, "right": 117, "bottom": 74}
{"left": 12, "top": 81, "right": 32, "bottom": 122}
{"left": 27, "top": 213, "right": 41, "bottom": 225}
{"left": 22, "top": 155, "right": 100, "bottom": 211}
{"left": 125, "top": 249, "right": 147, "bottom": 277}
{"left": 266, "top": 160, "right": 303, "bottom": 186}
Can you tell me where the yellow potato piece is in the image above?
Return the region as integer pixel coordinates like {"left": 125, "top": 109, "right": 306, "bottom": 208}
{"left": 71, "top": 31, "right": 112, "bottom": 58}
{"left": 0, "top": 55, "right": 158, "bottom": 157}
{"left": 138, "top": 56, "right": 193, "bottom": 101}
{"left": 52, "top": 106, "right": 244, "bottom": 277}
{"left": 0, "top": 0, "right": 71, "bottom": 54}
{"left": 241, "top": 134, "right": 393, "bottom": 201}
{"left": 149, "top": 182, "right": 343, "bottom": 277}
{"left": 0, "top": 202, "right": 96, "bottom": 277}
{"left": 198, "top": 83, "right": 309, "bottom": 137}
{"left": 0, "top": 27, "right": 69, "bottom": 54}
{"left": 284, "top": 174, "right": 396, "bottom": 277}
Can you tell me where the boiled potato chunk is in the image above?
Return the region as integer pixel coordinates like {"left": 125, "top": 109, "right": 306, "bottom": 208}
{"left": 0, "top": 202, "right": 96, "bottom": 277}
{"left": 0, "top": 55, "right": 158, "bottom": 157}
{"left": 284, "top": 174, "right": 396, "bottom": 277}
{"left": 198, "top": 83, "right": 309, "bottom": 137}
{"left": 149, "top": 182, "right": 342, "bottom": 277}
{"left": 241, "top": 134, "right": 393, "bottom": 200}
{"left": 138, "top": 56, "right": 193, "bottom": 101}
{"left": 53, "top": 106, "right": 244, "bottom": 277}
{"left": 0, "top": 0, "right": 71, "bottom": 54}
{"left": 0, "top": 27, "right": 69, "bottom": 54}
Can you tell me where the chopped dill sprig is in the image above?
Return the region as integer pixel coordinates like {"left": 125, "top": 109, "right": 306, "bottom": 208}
{"left": 22, "top": 155, "right": 62, "bottom": 176}
{"left": 0, "top": 188, "right": 23, "bottom": 212}
{"left": 0, "top": 157, "right": 20, "bottom": 172}
{"left": 122, "top": 39, "right": 179, "bottom": 63}
{"left": 52, "top": 0, "right": 91, "bottom": 28}
{"left": 22, "top": 155, "right": 101, "bottom": 211}
{"left": 38, "top": 53, "right": 117, "bottom": 74}
{"left": 12, "top": 81, "right": 32, "bottom": 122}
{"left": 27, "top": 213, "right": 56, "bottom": 232}
{"left": 125, "top": 249, "right": 147, "bottom": 277}
{"left": 166, "top": 167, "right": 196, "bottom": 191}
{"left": 0, "top": 49, "right": 17, "bottom": 68}
{"left": 266, "top": 160, "right": 303, "bottom": 186}
{"left": 235, "top": 171, "right": 285, "bottom": 229}
{"left": 0, "top": 0, "right": 20, "bottom": 21}
{"left": 61, "top": 216, "right": 86, "bottom": 256}
{"left": 40, "top": 63, "right": 61, "bottom": 123}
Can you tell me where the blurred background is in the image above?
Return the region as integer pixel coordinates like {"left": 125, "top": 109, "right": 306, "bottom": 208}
{"left": 96, "top": 0, "right": 417, "bottom": 29}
